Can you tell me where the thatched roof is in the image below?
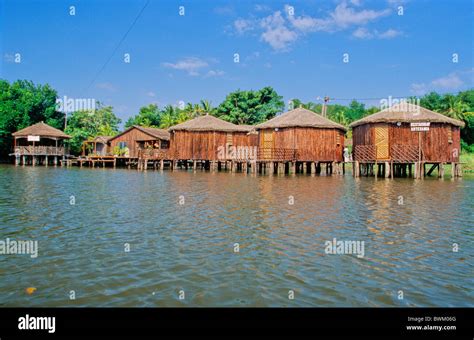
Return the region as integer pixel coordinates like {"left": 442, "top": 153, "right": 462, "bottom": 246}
{"left": 91, "top": 136, "right": 112, "bottom": 144}
{"left": 255, "top": 107, "right": 347, "bottom": 132}
{"left": 350, "top": 103, "right": 465, "bottom": 128}
{"left": 169, "top": 115, "right": 253, "bottom": 132}
{"left": 108, "top": 125, "right": 170, "bottom": 142}
{"left": 12, "top": 121, "right": 71, "bottom": 139}
{"left": 135, "top": 126, "right": 170, "bottom": 140}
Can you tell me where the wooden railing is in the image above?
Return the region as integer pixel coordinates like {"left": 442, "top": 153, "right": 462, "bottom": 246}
{"left": 138, "top": 148, "right": 172, "bottom": 160}
{"left": 257, "top": 148, "right": 296, "bottom": 161}
{"left": 14, "top": 146, "right": 67, "bottom": 156}
{"left": 354, "top": 144, "right": 422, "bottom": 162}
{"left": 354, "top": 145, "right": 376, "bottom": 161}
{"left": 390, "top": 145, "right": 420, "bottom": 162}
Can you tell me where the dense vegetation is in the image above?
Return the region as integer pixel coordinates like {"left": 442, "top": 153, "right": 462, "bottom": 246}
{"left": 1, "top": 78, "right": 473, "bottom": 160}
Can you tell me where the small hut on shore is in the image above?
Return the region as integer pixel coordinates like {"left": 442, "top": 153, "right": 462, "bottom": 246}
{"left": 82, "top": 136, "right": 112, "bottom": 156}
{"left": 107, "top": 125, "right": 170, "bottom": 159}
{"left": 350, "top": 103, "right": 465, "bottom": 178}
{"left": 11, "top": 121, "right": 71, "bottom": 166}
{"left": 168, "top": 115, "right": 256, "bottom": 171}
{"left": 254, "top": 107, "right": 347, "bottom": 175}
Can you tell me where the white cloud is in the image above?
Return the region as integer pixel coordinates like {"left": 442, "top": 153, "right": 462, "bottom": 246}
{"left": 330, "top": 2, "right": 390, "bottom": 28}
{"left": 234, "top": 19, "right": 255, "bottom": 34}
{"left": 431, "top": 73, "right": 464, "bottom": 89}
{"left": 146, "top": 91, "right": 156, "bottom": 98}
{"left": 204, "top": 70, "right": 225, "bottom": 78}
{"left": 234, "top": 1, "right": 395, "bottom": 51}
{"left": 378, "top": 28, "right": 402, "bottom": 39}
{"left": 162, "top": 57, "right": 209, "bottom": 76}
{"left": 4, "top": 53, "right": 15, "bottom": 63}
{"left": 352, "top": 27, "right": 402, "bottom": 39}
{"left": 255, "top": 4, "right": 271, "bottom": 12}
{"left": 96, "top": 82, "right": 117, "bottom": 92}
{"left": 260, "top": 11, "right": 298, "bottom": 50}
{"left": 410, "top": 72, "right": 466, "bottom": 95}
{"left": 410, "top": 83, "right": 428, "bottom": 96}
{"left": 352, "top": 27, "right": 373, "bottom": 39}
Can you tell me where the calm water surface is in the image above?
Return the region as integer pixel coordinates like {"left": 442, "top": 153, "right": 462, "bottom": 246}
{"left": 0, "top": 165, "right": 472, "bottom": 307}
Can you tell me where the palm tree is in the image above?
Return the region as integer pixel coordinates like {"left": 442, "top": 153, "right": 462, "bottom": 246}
{"left": 200, "top": 99, "right": 213, "bottom": 114}
{"left": 176, "top": 109, "right": 191, "bottom": 123}
{"left": 442, "top": 95, "right": 468, "bottom": 121}
{"left": 159, "top": 105, "right": 176, "bottom": 128}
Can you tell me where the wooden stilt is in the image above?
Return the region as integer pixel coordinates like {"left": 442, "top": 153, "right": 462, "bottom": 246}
{"left": 438, "top": 163, "right": 444, "bottom": 178}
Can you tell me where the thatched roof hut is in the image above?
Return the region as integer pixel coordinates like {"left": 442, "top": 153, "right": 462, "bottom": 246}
{"left": 169, "top": 115, "right": 257, "bottom": 161}
{"left": 350, "top": 103, "right": 465, "bottom": 128}
{"left": 12, "top": 121, "right": 71, "bottom": 139}
{"left": 169, "top": 114, "right": 252, "bottom": 133}
{"left": 11, "top": 122, "right": 70, "bottom": 162}
{"left": 254, "top": 108, "right": 346, "bottom": 162}
{"left": 255, "top": 107, "right": 347, "bottom": 131}
{"left": 350, "top": 103, "right": 465, "bottom": 163}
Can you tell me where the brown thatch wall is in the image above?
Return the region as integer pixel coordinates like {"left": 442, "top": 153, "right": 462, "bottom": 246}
{"left": 170, "top": 130, "right": 258, "bottom": 160}
{"left": 258, "top": 127, "right": 344, "bottom": 162}
{"left": 352, "top": 122, "right": 461, "bottom": 162}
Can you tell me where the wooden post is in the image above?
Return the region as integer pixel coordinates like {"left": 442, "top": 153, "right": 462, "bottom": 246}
{"left": 384, "top": 162, "right": 389, "bottom": 178}
{"left": 354, "top": 161, "right": 359, "bottom": 177}
{"left": 390, "top": 162, "right": 394, "bottom": 179}
{"left": 290, "top": 162, "right": 296, "bottom": 175}
{"left": 311, "top": 162, "right": 316, "bottom": 175}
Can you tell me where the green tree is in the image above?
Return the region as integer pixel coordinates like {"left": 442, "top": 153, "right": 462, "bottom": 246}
{"left": 419, "top": 92, "right": 444, "bottom": 112}
{"left": 159, "top": 105, "right": 177, "bottom": 128}
{"left": 125, "top": 104, "right": 161, "bottom": 128}
{"left": 65, "top": 103, "right": 121, "bottom": 154}
{"left": 216, "top": 86, "right": 284, "bottom": 125}
{"left": 345, "top": 100, "right": 366, "bottom": 122}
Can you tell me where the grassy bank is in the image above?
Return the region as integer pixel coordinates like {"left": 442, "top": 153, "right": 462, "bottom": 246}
{"left": 460, "top": 152, "right": 474, "bottom": 173}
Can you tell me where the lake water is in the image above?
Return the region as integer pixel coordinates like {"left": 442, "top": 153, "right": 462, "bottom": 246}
{"left": 0, "top": 164, "right": 472, "bottom": 307}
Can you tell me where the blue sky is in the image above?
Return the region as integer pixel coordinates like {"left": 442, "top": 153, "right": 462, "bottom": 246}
{"left": 1, "top": 0, "right": 473, "bottom": 125}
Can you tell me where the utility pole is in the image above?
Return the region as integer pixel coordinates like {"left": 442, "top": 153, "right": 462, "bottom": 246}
{"left": 322, "top": 96, "right": 330, "bottom": 117}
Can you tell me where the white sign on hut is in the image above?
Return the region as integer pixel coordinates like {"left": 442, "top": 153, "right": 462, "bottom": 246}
{"left": 410, "top": 122, "right": 430, "bottom": 131}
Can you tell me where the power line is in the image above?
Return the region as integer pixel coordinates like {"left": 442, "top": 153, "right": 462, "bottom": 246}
{"left": 322, "top": 96, "right": 416, "bottom": 101}
{"left": 83, "top": 0, "right": 150, "bottom": 94}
